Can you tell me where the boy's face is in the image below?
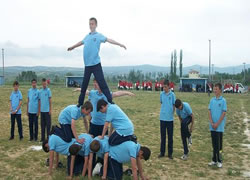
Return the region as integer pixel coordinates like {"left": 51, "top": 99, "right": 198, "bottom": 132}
{"left": 42, "top": 81, "right": 47, "bottom": 88}
{"left": 32, "top": 81, "right": 37, "bottom": 88}
{"left": 100, "top": 105, "right": 108, "bottom": 113}
{"left": 81, "top": 108, "right": 91, "bottom": 116}
{"left": 163, "top": 85, "right": 169, "bottom": 92}
{"left": 89, "top": 20, "right": 97, "bottom": 32}
{"left": 213, "top": 86, "right": 221, "bottom": 96}
{"left": 13, "top": 85, "right": 19, "bottom": 91}
{"left": 139, "top": 150, "right": 144, "bottom": 160}
{"left": 94, "top": 80, "right": 101, "bottom": 91}
{"left": 177, "top": 104, "right": 183, "bottom": 110}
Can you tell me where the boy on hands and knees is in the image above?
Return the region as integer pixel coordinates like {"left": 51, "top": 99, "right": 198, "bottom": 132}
{"left": 97, "top": 99, "right": 136, "bottom": 146}
{"left": 159, "top": 79, "right": 176, "bottom": 159}
{"left": 105, "top": 141, "right": 151, "bottom": 180}
{"left": 27, "top": 79, "right": 40, "bottom": 141}
{"left": 54, "top": 101, "right": 93, "bottom": 144}
{"left": 42, "top": 134, "right": 77, "bottom": 176}
{"left": 208, "top": 83, "right": 227, "bottom": 168}
{"left": 67, "top": 17, "right": 126, "bottom": 106}
{"left": 88, "top": 136, "right": 110, "bottom": 179}
{"left": 68, "top": 133, "right": 93, "bottom": 179}
{"left": 39, "top": 78, "right": 52, "bottom": 142}
{"left": 175, "top": 99, "right": 194, "bottom": 160}
{"left": 9, "top": 81, "right": 23, "bottom": 140}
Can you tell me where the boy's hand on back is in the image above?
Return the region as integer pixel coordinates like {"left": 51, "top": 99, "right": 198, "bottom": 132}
{"left": 77, "top": 138, "right": 85, "bottom": 144}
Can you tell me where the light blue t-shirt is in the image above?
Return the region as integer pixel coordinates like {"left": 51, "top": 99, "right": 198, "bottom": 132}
{"left": 77, "top": 133, "right": 93, "bottom": 157}
{"left": 82, "top": 32, "right": 107, "bottom": 67}
{"left": 27, "top": 88, "right": 39, "bottom": 114}
{"left": 91, "top": 136, "right": 110, "bottom": 159}
{"left": 58, "top": 105, "right": 85, "bottom": 125}
{"left": 10, "top": 90, "right": 23, "bottom": 114}
{"left": 208, "top": 96, "right": 227, "bottom": 132}
{"left": 176, "top": 102, "right": 192, "bottom": 119}
{"left": 160, "top": 91, "right": 176, "bottom": 121}
{"left": 88, "top": 90, "right": 109, "bottom": 125}
{"left": 109, "top": 141, "right": 141, "bottom": 163}
{"left": 48, "top": 134, "right": 75, "bottom": 155}
{"left": 39, "top": 87, "right": 52, "bottom": 112}
{"left": 106, "top": 104, "right": 134, "bottom": 136}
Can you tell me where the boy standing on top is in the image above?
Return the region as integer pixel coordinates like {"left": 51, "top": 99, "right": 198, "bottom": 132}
{"left": 39, "top": 78, "right": 52, "bottom": 142}
{"left": 67, "top": 17, "right": 126, "bottom": 106}
{"left": 208, "top": 83, "right": 227, "bottom": 168}
{"left": 27, "top": 79, "right": 40, "bottom": 141}
{"left": 175, "top": 99, "right": 194, "bottom": 160}
{"left": 9, "top": 81, "right": 23, "bottom": 140}
{"left": 158, "top": 79, "right": 176, "bottom": 159}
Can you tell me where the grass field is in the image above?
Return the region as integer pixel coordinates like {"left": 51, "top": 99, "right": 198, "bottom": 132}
{"left": 0, "top": 84, "right": 250, "bottom": 180}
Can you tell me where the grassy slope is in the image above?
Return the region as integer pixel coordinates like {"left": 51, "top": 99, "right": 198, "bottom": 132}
{"left": 0, "top": 84, "right": 249, "bottom": 180}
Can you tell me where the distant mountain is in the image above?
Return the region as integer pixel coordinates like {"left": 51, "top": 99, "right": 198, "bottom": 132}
{"left": 1, "top": 64, "right": 249, "bottom": 79}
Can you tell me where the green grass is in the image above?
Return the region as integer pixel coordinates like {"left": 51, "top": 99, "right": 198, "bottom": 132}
{"left": 0, "top": 84, "right": 250, "bottom": 179}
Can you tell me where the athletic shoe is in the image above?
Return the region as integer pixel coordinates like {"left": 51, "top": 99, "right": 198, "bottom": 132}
{"left": 9, "top": 137, "right": 14, "bottom": 140}
{"left": 46, "top": 158, "right": 49, "bottom": 166}
{"left": 92, "top": 163, "right": 102, "bottom": 176}
{"left": 188, "top": 136, "right": 192, "bottom": 146}
{"left": 217, "top": 162, "right": 223, "bottom": 168}
{"left": 57, "top": 162, "right": 63, "bottom": 168}
{"left": 168, "top": 155, "right": 173, "bottom": 160}
{"left": 29, "top": 138, "right": 33, "bottom": 141}
{"left": 208, "top": 161, "right": 217, "bottom": 166}
{"left": 19, "top": 137, "right": 23, "bottom": 141}
{"left": 181, "top": 154, "right": 188, "bottom": 160}
{"left": 124, "top": 169, "right": 133, "bottom": 176}
{"left": 158, "top": 154, "right": 165, "bottom": 158}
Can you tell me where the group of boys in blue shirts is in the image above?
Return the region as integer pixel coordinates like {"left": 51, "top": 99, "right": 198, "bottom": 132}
{"left": 9, "top": 78, "right": 52, "bottom": 142}
{"left": 9, "top": 17, "right": 227, "bottom": 179}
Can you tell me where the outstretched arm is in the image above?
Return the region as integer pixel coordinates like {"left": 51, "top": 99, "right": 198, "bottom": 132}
{"left": 131, "top": 157, "right": 138, "bottom": 180}
{"left": 106, "top": 38, "right": 126, "bottom": 50}
{"left": 82, "top": 156, "right": 89, "bottom": 177}
{"left": 49, "top": 151, "right": 54, "bottom": 176}
{"left": 68, "top": 41, "right": 83, "bottom": 51}
{"left": 112, "top": 91, "right": 135, "bottom": 98}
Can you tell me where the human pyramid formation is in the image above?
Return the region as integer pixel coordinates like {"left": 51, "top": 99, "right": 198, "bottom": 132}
{"left": 8, "top": 17, "right": 227, "bottom": 180}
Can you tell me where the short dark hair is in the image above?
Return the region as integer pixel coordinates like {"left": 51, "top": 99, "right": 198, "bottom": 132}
{"left": 90, "top": 140, "right": 101, "bottom": 153}
{"left": 163, "top": 79, "right": 169, "bottom": 86}
{"left": 69, "top": 144, "right": 82, "bottom": 155}
{"left": 31, "top": 79, "right": 37, "bottom": 83}
{"left": 82, "top": 101, "right": 93, "bottom": 112}
{"left": 42, "top": 78, "right": 47, "bottom": 82}
{"left": 42, "top": 139, "right": 49, "bottom": 153}
{"left": 175, "top": 99, "right": 182, "bottom": 108}
{"left": 97, "top": 99, "right": 108, "bottom": 112}
{"left": 13, "top": 81, "right": 19, "bottom": 86}
{"left": 89, "top": 17, "right": 97, "bottom": 25}
{"left": 140, "top": 146, "right": 151, "bottom": 161}
{"left": 215, "top": 83, "right": 222, "bottom": 90}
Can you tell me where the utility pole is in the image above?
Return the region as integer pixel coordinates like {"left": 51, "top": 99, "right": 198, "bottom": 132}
{"left": 209, "top": 40, "right": 211, "bottom": 82}
{"left": 243, "top": 62, "right": 246, "bottom": 84}
{"left": 1, "top": 49, "right": 4, "bottom": 78}
{"left": 212, "top": 64, "right": 214, "bottom": 81}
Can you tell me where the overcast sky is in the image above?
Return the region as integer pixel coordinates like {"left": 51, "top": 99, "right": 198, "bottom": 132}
{"left": 0, "top": 0, "right": 250, "bottom": 68}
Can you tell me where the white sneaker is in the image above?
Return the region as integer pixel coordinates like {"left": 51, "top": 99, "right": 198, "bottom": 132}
{"left": 217, "top": 162, "right": 223, "bottom": 168}
{"left": 188, "top": 136, "right": 192, "bottom": 146}
{"left": 208, "top": 161, "right": 217, "bottom": 166}
{"left": 92, "top": 162, "right": 102, "bottom": 176}
{"left": 181, "top": 154, "right": 188, "bottom": 160}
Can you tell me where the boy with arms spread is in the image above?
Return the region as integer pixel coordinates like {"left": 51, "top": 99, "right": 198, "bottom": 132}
{"left": 68, "top": 17, "right": 126, "bottom": 106}
{"left": 208, "top": 83, "right": 227, "bottom": 168}
{"left": 175, "top": 99, "right": 194, "bottom": 160}
{"left": 9, "top": 81, "right": 23, "bottom": 140}
{"left": 159, "top": 79, "right": 176, "bottom": 159}
{"left": 27, "top": 79, "right": 40, "bottom": 141}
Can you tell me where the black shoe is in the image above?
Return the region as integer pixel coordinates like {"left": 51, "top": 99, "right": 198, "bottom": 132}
{"left": 46, "top": 158, "right": 49, "bottom": 166}
{"left": 168, "top": 155, "right": 173, "bottom": 159}
{"left": 110, "top": 101, "right": 115, "bottom": 104}
{"left": 29, "top": 138, "right": 33, "bottom": 141}
{"left": 34, "top": 138, "right": 38, "bottom": 142}
{"left": 19, "top": 137, "right": 23, "bottom": 141}
{"left": 77, "top": 104, "right": 81, "bottom": 108}
{"left": 9, "top": 137, "right": 14, "bottom": 140}
{"left": 123, "top": 169, "right": 133, "bottom": 176}
{"left": 50, "top": 125, "right": 56, "bottom": 135}
{"left": 131, "top": 134, "right": 137, "bottom": 143}
{"left": 158, "top": 154, "right": 165, "bottom": 158}
{"left": 57, "top": 162, "right": 63, "bottom": 168}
